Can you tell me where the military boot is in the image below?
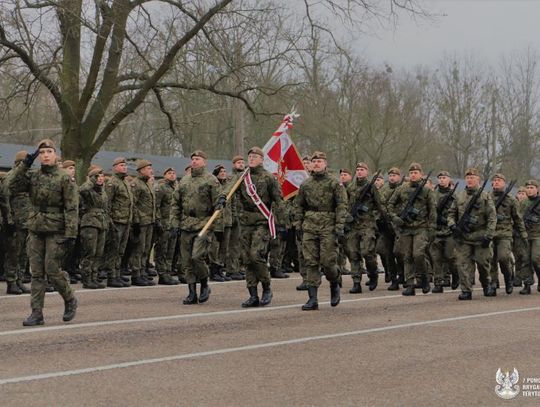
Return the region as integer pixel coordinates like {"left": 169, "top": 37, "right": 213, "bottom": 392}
{"left": 23, "top": 309, "right": 44, "bottom": 326}
{"left": 451, "top": 272, "right": 460, "bottom": 290}
{"left": 260, "top": 282, "right": 273, "bottom": 306}
{"left": 519, "top": 283, "right": 531, "bottom": 295}
{"left": 302, "top": 287, "right": 318, "bottom": 311}
{"left": 199, "top": 279, "right": 211, "bottom": 303}
{"left": 483, "top": 283, "right": 495, "bottom": 297}
{"left": 82, "top": 273, "right": 98, "bottom": 289}
{"left": 92, "top": 272, "right": 106, "bottom": 289}
{"left": 349, "top": 282, "right": 362, "bottom": 294}
{"left": 402, "top": 281, "right": 415, "bottom": 296}
{"left": 367, "top": 273, "right": 378, "bottom": 291}
{"left": 421, "top": 275, "right": 431, "bottom": 294}
{"left": 6, "top": 281, "right": 23, "bottom": 295}
{"left": 158, "top": 273, "right": 179, "bottom": 285}
{"left": 107, "top": 278, "right": 124, "bottom": 288}
{"left": 241, "top": 286, "right": 259, "bottom": 308}
{"left": 63, "top": 297, "right": 78, "bottom": 322}
{"left": 458, "top": 291, "right": 472, "bottom": 300}
{"left": 296, "top": 281, "right": 308, "bottom": 291}
{"left": 17, "top": 280, "right": 30, "bottom": 294}
{"left": 209, "top": 265, "right": 225, "bottom": 282}
{"left": 431, "top": 285, "right": 443, "bottom": 293}
{"left": 330, "top": 281, "right": 340, "bottom": 307}
{"left": 141, "top": 275, "right": 156, "bottom": 286}
{"left": 513, "top": 277, "right": 523, "bottom": 287}
{"left": 387, "top": 279, "right": 399, "bottom": 291}
{"left": 183, "top": 284, "right": 198, "bottom": 304}
{"left": 270, "top": 267, "right": 289, "bottom": 279}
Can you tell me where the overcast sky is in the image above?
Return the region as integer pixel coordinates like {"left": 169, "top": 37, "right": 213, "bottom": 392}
{"left": 350, "top": 0, "right": 540, "bottom": 69}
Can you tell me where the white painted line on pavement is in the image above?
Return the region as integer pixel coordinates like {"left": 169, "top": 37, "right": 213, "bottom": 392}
{"left": 0, "top": 292, "right": 408, "bottom": 337}
{"left": 1, "top": 306, "right": 539, "bottom": 386}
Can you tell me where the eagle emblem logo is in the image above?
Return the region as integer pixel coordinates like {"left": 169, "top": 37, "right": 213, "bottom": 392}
{"left": 495, "top": 368, "right": 520, "bottom": 399}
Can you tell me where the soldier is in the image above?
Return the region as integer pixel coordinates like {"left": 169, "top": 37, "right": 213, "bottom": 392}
{"left": 60, "top": 160, "right": 80, "bottom": 284}
{"left": 339, "top": 168, "right": 353, "bottom": 186}
{"left": 209, "top": 164, "right": 232, "bottom": 282}
{"left": 389, "top": 163, "right": 436, "bottom": 296}
{"left": 0, "top": 172, "right": 16, "bottom": 291}
{"left": 345, "top": 162, "right": 386, "bottom": 294}
{"left": 337, "top": 168, "right": 353, "bottom": 276}
{"left": 374, "top": 174, "right": 384, "bottom": 190}
{"left": 170, "top": 150, "right": 223, "bottom": 304}
{"left": 153, "top": 167, "right": 179, "bottom": 285}
{"left": 227, "top": 156, "right": 246, "bottom": 280}
{"left": 4, "top": 152, "right": 31, "bottom": 294}
{"left": 6, "top": 139, "right": 78, "bottom": 326}
{"left": 104, "top": 157, "right": 133, "bottom": 287}
{"left": 491, "top": 173, "right": 527, "bottom": 295}
{"left": 79, "top": 167, "right": 109, "bottom": 289}
{"left": 430, "top": 171, "right": 460, "bottom": 293}
{"left": 513, "top": 186, "right": 529, "bottom": 288}
{"left": 236, "top": 147, "right": 283, "bottom": 308}
{"left": 448, "top": 168, "right": 497, "bottom": 300}
{"left": 377, "top": 167, "right": 404, "bottom": 290}
{"left": 520, "top": 179, "right": 540, "bottom": 294}
{"left": 130, "top": 160, "right": 158, "bottom": 286}
{"left": 294, "top": 151, "right": 347, "bottom": 310}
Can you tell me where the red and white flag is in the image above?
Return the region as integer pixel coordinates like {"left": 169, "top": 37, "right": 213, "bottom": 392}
{"left": 262, "top": 113, "right": 309, "bottom": 200}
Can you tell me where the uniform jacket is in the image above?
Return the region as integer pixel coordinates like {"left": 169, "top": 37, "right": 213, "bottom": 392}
{"left": 79, "top": 178, "right": 109, "bottom": 231}
{"left": 7, "top": 162, "right": 79, "bottom": 238}
{"left": 293, "top": 170, "right": 347, "bottom": 234}
{"left": 388, "top": 181, "right": 436, "bottom": 234}
{"left": 491, "top": 190, "right": 527, "bottom": 240}
{"left": 131, "top": 175, "right": 156, "bottom": 226}
{"left": 170, "top": 167, "right": 220, "bottom": 232}
{"left": 448, "top": 187, "right": 496, "bottom": 243}
{"left": 105, "top": 172, "right": 133, "bottom": 225}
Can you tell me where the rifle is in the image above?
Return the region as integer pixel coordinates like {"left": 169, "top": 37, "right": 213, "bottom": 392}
{"left": 523, "top": 194, "right": 540, "bottom": 227}
{"left": 495, "top": 179, "right": 516, "bottom": 210}
{"left": 436, "top": 182, "right": 459, "bottom": 229}
{"left": 455, "top": 179, "right": 488, "bottom": 234}
{"left": 399, "top": 170, "right": 432, "bottom": 224}
{"left": 348, "top": 170, "right": 381, "bottom": 222}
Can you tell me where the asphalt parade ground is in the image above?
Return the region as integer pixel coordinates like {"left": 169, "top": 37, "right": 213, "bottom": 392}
{"left": 1, "top": 275, "right": 540, "bottom": 406}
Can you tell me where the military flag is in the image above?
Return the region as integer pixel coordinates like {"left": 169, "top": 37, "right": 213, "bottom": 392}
{"left": 262, "top": 113, "right": 308, "bottom": 200}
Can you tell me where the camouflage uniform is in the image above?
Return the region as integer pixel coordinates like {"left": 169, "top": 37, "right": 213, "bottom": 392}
{"left": 430, "top": 179, "right": 459, "bottom": 291}
{"left": 170, "top": 154, "right": 221, "bottom": 303}
{"left": 227, "top": 166, "right": 245, "bottom": 279}
{"left": 388, "top": 165, "right": 436, "bottom": 294}
{"left": 294, "top": 152, "right": 347, "bottom": 310}
{"left": 104, "top": 163, "right": 133, "bottom": 283}
{"left": 491, "top": 176, "right": 527, "bottom": 293}
{"left": 154, "top": 176, "right": 178, "bottom": 284}
{"left": 7, "top": 141, "right": 78, "bottom": 324}
{"left": 130, "top": 161, "right": 157, "bottom": 285}
{"left": 447, "top": 171, "right": 497, "bottom": 298}
{"left": 520, "top": 179, "right": 540, "bottom": 293}
{"left": 4, "top": 155, "right": 31, "bottom": 293}
{"left": 376, "top": 169, "right": 404, "bottom": 290}
{"left": 79, "top": 169, "right": 109, "bottom": 288}
{"left": 0, "top": 178, "right": 14, "bottom": 283}
{"left": 345, "top": 168, "right": 386, "bottom": 292}
{"left": 236, "top": 148, "right": 283, "bottom": 306}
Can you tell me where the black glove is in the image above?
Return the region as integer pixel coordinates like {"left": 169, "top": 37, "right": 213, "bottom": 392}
{"left": 450, "top": 224, "right": 461, "bottom": 238}
{"left": 276, "top": 224, "right": 287, "bottom": 240}
{"left": 296, "top": 228, "right": 303, "bottom": 241}
{"left": 132, "top": 223, "right": 141, "bottom": 237}
{"left": 481, "top": 236, "right": 492, "bottom": 248}
{"left": 23, "top": 149, "right": 40, "bottom": 167}
{"left": 215, "top": 196, "right": 227, "bottom": 210}
{"left": 169, "top": 227, "right": 180, "bottom": 239}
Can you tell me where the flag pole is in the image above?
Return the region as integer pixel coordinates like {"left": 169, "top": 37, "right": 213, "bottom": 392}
{"left": 198, "top": 168, "right": 249, "bottom": 237}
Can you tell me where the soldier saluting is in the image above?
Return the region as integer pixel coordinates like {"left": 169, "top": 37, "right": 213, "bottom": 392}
{"left": 294, "top": 151, "right": 347, "bottom": 310}
{"left": 7, "top": 139, "right": 78, "bottom": 326}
